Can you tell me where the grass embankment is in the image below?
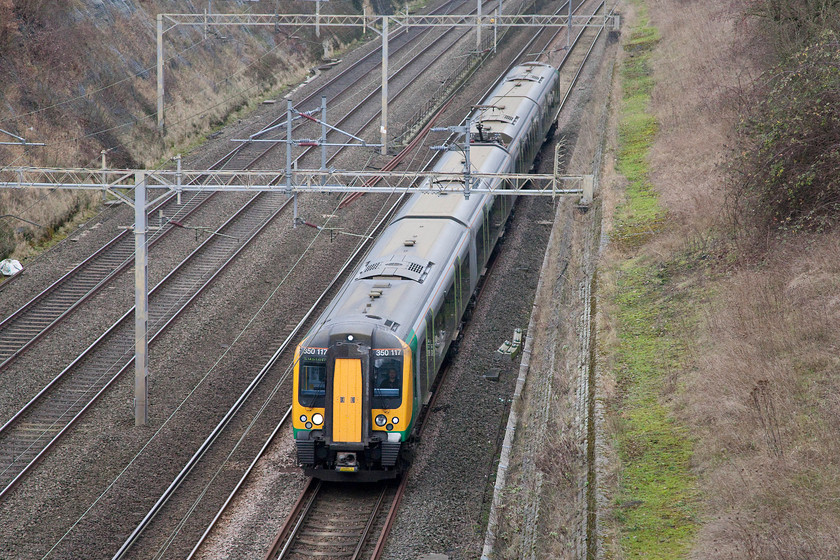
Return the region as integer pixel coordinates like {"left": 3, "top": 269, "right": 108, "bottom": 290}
{"left": 603, "top": 4, "right": 699, "bottom": 557}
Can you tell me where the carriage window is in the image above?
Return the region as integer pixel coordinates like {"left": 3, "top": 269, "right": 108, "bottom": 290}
{"left": 459, "top": 255, "right": 470, "bottom": 311}
{"left": 444, "top": 282, "right": 457, "bottom": 332}
{"left": 475, "top": 219, "right": 486, "bottom": 266}
{"left": 489, "top": 196, "right": 505, "bottom": 240}
{"left": 299, "top": 356, "right": 326, "bottom": 407}
{"left": 372, "top": 353, "right": 403, "bottom": 409}
{"left": 419, "top": 339, "right": 429, "bottom": 399}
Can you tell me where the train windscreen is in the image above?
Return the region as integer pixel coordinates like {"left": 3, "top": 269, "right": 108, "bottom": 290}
{"left": 371, "top": 351, "right": 403, "bottom": 409}
{"left": 299, "top": 355, "right": 326, "bottom": 407}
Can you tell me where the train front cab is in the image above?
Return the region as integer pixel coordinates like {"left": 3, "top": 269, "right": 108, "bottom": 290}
{"left": 293, "top": 334, "right": 414, "bottom": 481}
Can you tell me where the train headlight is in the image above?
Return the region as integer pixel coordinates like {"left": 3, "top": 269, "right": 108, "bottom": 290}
{"left": 375, "top": 414, "right": 387, "bottom": 427}
{"left": 299, "top": 414, "right": 307, "bottom": 423}
{"left": 305, "top": 421, "right": 313, "bottom": 429}
{"left": 391, "top": 417, "right": 399, "bottom": 425}
{"left": 312, "top": 413, "right": 323, "bottom": 425}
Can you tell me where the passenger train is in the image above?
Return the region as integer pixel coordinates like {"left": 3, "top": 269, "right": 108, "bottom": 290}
{"left": 292, "top": 62, "right": 561, "bottom": 480}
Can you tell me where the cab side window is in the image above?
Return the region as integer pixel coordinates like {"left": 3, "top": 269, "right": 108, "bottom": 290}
{"left": 372, "top": 356, "right": 402, "bottom": 409}
{"left": 299, "top": 358, "right": 326, "bottom": 407}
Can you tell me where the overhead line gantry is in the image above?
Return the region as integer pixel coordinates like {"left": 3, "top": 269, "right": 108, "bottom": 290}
{"left": 155, "top": 10, "right": 619, "bottom": 151}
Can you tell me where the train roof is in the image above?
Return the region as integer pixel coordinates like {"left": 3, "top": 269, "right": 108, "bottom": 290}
{"left": 392, "top": 145, "right": 509, "bottom": 223}
{"left": 470, "top": 63, "right": 559, "bottom": 146}
{"left": 300, "top": 63, "right": 559, "bottom": 351}
{"left": 303, "top": 215, "right": 469, "bottom": 348}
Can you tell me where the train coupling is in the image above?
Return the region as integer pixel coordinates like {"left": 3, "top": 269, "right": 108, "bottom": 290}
{"left": 335, "top": 452, "right": 359, "bottom": 473}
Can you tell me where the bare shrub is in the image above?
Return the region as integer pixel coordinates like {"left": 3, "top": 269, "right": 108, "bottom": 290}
{"left": 535, "top": 429, "right": 580, "bottom": 485}
{"left": 640, "top": 1, "right": 840, "bottom": 557}
{"left": 743, "top": 0, "right": 840, "bottom": 59}
{"left": 686, "top": 238, "right": 840, "bottom": 559}
{"left": 731, "top": 31, "right": 840, "bottom": 235}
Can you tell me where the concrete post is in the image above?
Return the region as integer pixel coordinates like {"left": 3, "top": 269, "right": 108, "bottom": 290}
{"left": 476, "top": 0, "right": 482, "bottom": 51}
{"left": 380, "top": 17, "right": 389, "bottom": 155}
{"left": 581, "top": 174, "right": 594, "bottom": 205}
{"left": 321, "top": 96, "right": 327, "bottom": 183}
{"left": 134, "top": 172, "right": 149, "bottom": 426}
{"left": 157, "top": 14, "right": 164, "bottom": 129}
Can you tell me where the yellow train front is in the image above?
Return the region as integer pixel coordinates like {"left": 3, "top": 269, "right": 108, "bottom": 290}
{"left": 293, "top": 328, "right": 416, "bottom": 481}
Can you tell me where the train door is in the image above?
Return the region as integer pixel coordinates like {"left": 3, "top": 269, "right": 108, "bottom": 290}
{"left": 458, "top": 252, "right": 471, "bottom": 316}
{"left": 417, "top": 324, "right": 431, "bottom": 405}
{"left": 469, "top": 232, "right": 478, "bottom": 291}
{"left": 425, "top": 311, "right": 436, "bottom": 393}
{"left": 332, "top": 358, "right": 363, "bottom": 442}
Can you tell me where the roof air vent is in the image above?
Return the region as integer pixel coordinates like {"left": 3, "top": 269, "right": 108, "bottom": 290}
{"left": 357, "top": 254, "right": 433, "bottom": 283}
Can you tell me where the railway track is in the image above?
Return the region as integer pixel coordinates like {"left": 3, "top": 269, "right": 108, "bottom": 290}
{"left": 0, "top": 0, "right": 490, "bottom": 503}
{"left": 264, "top": 480, "right": 401, "bottom": 560}
{"left": 0, "top": 190, "right": 213, "bottom": 371}
{"left": 0, "top": 0, "right": 477, "bottom": 375}
{"left": 1, "top": 0, "right": 611, "bottom": 556}
{"left": 0, "top": 191, "right": 292, "bottom": 499}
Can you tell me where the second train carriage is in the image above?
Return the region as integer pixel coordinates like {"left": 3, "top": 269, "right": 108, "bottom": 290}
{"left": 293, "top": 62, "right": 561, "bottom": 480}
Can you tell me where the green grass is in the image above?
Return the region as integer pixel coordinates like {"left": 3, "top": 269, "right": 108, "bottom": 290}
{"left": 613, "top": 10, "right": 664, "bottom": 247}
{"left": 607, "top": 2, "right": 699, "bottom": 558}
{"left": 611, "top": 261, "right": 699, "bottom": 559}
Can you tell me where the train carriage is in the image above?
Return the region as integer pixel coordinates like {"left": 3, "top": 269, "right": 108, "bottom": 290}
{"left": 293, "top": 62, "right": 561, "bottom": 480}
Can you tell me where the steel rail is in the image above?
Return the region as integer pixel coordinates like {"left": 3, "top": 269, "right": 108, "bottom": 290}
{"left": 265, "top": 480, "right": 322, "bottom": 560}
{"left": 0, "top": 0, "right": 477, "bottom": 500}
{"left": 185, "top": 404, "right": 295, "bottom": 559}
{"left": 0, "top": 0, "right": 470, "bottom": 372}
{"left": 112, "top": 190, "right": 409, "bottom": 559}
{"left": 352, "top": 485, "right": 390, "bottom": 560}
{"left": 0, "top": 192, "right": 293, "bottom": 500}
{"left": 181, "top": 103, "right": 457, "bottom": 558}
{"left": 262, "top": 479, "right": 320, "bottom": 560}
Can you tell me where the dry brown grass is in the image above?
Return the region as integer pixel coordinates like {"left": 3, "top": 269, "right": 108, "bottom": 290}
{"left": 0, "top": 0, "right": 356, "bottom": 260}
{"left": 687, "top": 238, "right": 840, "bottom": 559}
{"left": 646, "top": 1, "right": 753, "bottom": 251}
{"left": 633, "top": 0, "right": 840, "bottom": 558}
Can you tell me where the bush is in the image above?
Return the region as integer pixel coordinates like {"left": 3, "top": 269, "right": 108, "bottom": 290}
{"left": 745, "top": 0, "right": 840, "bottom": 58}
{"left": 0, "top": 221, "right": 13, "bottom": 261}
{"left": 734, "top": 31, "right": 840, "bottom": 232}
